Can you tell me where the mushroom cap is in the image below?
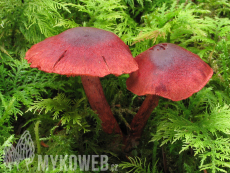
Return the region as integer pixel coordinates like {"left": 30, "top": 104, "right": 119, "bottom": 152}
{"left": 25, "top": 27, "right": 138, "bottom": 77}
{"left": 126, "top": 43, "right": 213, "bottom": 101}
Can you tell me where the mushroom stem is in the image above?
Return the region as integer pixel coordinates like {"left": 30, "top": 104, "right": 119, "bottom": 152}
{"left": 124, "top": 94, "right": 159, "bottom": 152}
{"left": 81, "top": 76, "right": 122, "bottom": 135}
{"left": 130, "top": 94, "right": 159, "bottom": 137}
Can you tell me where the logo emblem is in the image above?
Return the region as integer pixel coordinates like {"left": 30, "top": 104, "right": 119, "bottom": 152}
{"left": 4, "top": 130, "right": 35, "bottom": 170}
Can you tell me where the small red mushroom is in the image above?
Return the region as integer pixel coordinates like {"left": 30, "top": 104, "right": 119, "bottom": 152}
{"left": 124, "top": 43, "right": 213, "bottom": 152}
{"left": 25, "top": 27, "right": 138, "bottom": 135}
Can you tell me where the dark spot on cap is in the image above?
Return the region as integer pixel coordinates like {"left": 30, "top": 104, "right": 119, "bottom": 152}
{"left": 155, "top": 82, "right": 167, "bottom": 93}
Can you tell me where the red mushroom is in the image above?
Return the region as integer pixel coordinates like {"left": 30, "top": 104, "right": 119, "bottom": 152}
{"left": 25, "top": 27, "right": 138, "bottom": 135}
{"left": 124, "top": 43, "right": 213, "bottom": 151}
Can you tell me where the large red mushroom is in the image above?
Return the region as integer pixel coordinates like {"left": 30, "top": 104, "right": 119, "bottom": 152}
{"left": 124, "top": 43, "right": 213, "bottom": 151}
{"left": 25, "top": 27, "right": 138, "bottom": 135}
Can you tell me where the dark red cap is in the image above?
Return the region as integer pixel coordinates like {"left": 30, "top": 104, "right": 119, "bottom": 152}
{"left": 25, "top": 27, "right": 138, "bottom": 77}
{"left": 126, "top": 43, "right": 213, "bottom": 101}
